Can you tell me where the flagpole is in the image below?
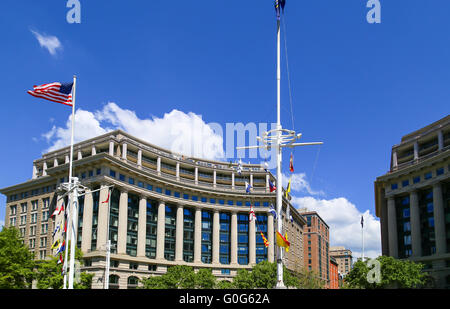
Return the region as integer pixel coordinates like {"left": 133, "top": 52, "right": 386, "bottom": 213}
{"left": 104, "top": 189, "right": 112, "bottom": 289}
{"left": 62, "top": 75, "right": 77, "bottom": 289}
{"left": 275, "top": 12, "right": 285, "bottom": 289}
{"left": 361, "top": 215, "right": 365, "bottom": 261}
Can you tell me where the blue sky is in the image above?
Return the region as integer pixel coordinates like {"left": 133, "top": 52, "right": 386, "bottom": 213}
{"left": 0, "top": 1, "right": 449, "bottom": 258}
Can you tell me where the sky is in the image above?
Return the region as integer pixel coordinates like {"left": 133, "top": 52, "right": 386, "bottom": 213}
{"left": 0, "top": 0, "right": 449, "bottom": 260}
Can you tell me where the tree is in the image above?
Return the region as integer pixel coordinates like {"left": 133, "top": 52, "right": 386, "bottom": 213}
{"left": 233, "top": 269, "right": 254, "bottom": 289}
{"left": 0, "top": 227, "right": 35, "bottom": 289}
{"left": 345, "top": 256, "right": 432, "bottom": 289}
{"left": 35, "top": 244, "right": 93, "bottom": 289}
{"left": 194, "top": 268, "right": 216, "bottom": 289}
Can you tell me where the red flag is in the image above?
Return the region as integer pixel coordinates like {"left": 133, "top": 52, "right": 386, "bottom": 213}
{"left": 102, "top": 191, "right": 110, "bottom": 204}
{"left": 289, "top": 153, "right": 294, "bottom": 173}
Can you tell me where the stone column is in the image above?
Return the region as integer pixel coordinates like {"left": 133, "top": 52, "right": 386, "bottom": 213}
{"left": 266, "top": 174, "right": 270, "bottom": 192}
{"left": 231, "top": 212, "right": 238, "bottom": 265}
{"left": 213, "top": 170, "right": 217, "bottom": 188}
{"left": 387, "top": 197, "right": 398, "bottom": 258}
{"left": 156, "top": 201, "right": 166, "bottom": 260}
{"left": 438, "top": 130, "right": 444, "bottom": 151}
{"left": 81, "top": 189, "right": 93, "bottom": 253}
{"left": 42, "top": 162, "right": 47, "bottom": 176}
{"left": 122, "top": 143, "right": 127, "bottom": 160}
{"left": 267, "top": 213, "right": 274, "bottom": 262}
{"left": 194, "top": 208, "right": 202, "bottom": 263}
{"left": 392, "top": 150, "right": 398, "bottom": 170}
{"left": 137, "top": 196, "right": 147, "bottom": 257}
{"left": 413, "top": 141, "right": 419, "bottom": 161}
{"left": 157, "top": 157, "right": 161, "bottom": 175}
{"left": 77, "top": 150, "right": 83, "bottom": 160}
{"left": 96, "top": 185, "right": 110, "bottom": 250}
{"left": 175, "top": 204, "right": 184, "bottom": 261}
{"left": 231, "top": 172, "right": 235, "bottom": 189}
{"left": 410, "top": 191, "right": 422, "bottom": 257}
{"left": 249, "top": 214, "right": 256, "bottom": 265}
{"left": 32, "top": 164, "right": 38, "bottom": 179}
{"left": 250, "top": 174, "right": 254, "bottom": 188}
{"left": 65, "top": 155, "right": 69, "bottom": 164}
{"left": 53, "top": 158, "right": 58, "bottom": 167}
{"left": 176, "top": 162, "right": 180, "bottom": 181}
{"left": 195, "top": 167, "right": 198, "bottom": 185}
{"left": 212, "top": 210, "right": 220, "bottom": 264}
{"left": 109, "top": 141, "right": 114, "bottom": 156}
{"left": 91, "top": 145, "right": 96, "bottom": 156}
{"left": 137, "top": 149, "right": 142, "bottom": 167}
{"left": 433, "top": 182, "right": 447, "bottom": 254}
{"left": 117, "top": 190, "right": 128, "bottom": 254}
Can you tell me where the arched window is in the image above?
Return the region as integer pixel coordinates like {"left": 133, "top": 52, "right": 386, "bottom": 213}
{"left": 127, "top": 276, "right": 139, "bottom": 289}
{"left": 109, "top": 275, "right": 120, "bottom": 289}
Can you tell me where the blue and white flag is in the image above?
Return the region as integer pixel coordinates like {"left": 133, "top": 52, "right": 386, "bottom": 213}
{"left": 237, "top": 159, "right": 243, "bottom": 175}
{"left": 245, "top": 181, "right": 252, "bottom": 194}
{"left": 268, "top": 204, "right": 277, "bottom": 219}
{"left": 52, "top": 222, "right": 60, "bottom": 238}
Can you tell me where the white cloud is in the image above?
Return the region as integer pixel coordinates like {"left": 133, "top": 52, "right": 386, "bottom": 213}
{"left": 282, "top": 172, "right": 324, "bottom": 196}
{"left": 42, "top": 102, "right": 225, "bottom": 160}
{"left": 291, "top": 196, "right": 381, "bottom": 259}
{"left": 30, "top": 29, "right": 62, "bottom": 56}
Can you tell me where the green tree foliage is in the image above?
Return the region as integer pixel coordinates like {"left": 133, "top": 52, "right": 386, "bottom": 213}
{"left": 345, "top": 256, "right": 432, "bottom": 289}
{"left": 0, "top": 227, "right": 35, "bottom": 289}
{"left": 34, "top": 245, "right": 93, "bottom": 289}
{"left": 141, "top": 265, "right": 215, "bottom": 289}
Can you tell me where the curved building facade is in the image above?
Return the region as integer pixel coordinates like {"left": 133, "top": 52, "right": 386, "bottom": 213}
{"left": 1, "top": 130, "right": 306, "bottom": 289}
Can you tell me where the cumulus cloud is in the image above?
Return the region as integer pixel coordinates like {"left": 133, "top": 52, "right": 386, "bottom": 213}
{"left": 30, "top": 29, "right": 62, "bottom": 56}
{"left": 42, "top": 102, "right": 225, "bottom": 160}
{"left": 292, "top": 196, "right": 381, "bottom": 260}
{"left": 282, "top": 172, "right": 324, "bottom": 196}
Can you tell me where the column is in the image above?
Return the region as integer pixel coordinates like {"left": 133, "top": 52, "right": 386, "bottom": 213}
{"left": 212, "top": 210, "right": 220, "bottom": 264}
{"left": 409, "top": 191, "right": 422, "bottom": 257}
{"left": 194, "top": 208, "right": 202, "bottom": 263}
{"left": 42, "top": 162, "right": 47, "bottom": 176}
{"left": 387, "top": 197, "right": 398, "bottom": 258}
{"left": 176, "top": 162, "right": 180, "bottom": 181}
{"left": 91, "top": 145, "right": 96, "bottom": 156}
{"left": 438, "top": 130, "right": 444, "bottom": 151}
{"left": 65, "top": 155, "right": 69, "bottom": 164}
{"left": 32, "top": 164, "right": 38, "bottom": 179}
{"left": 231, "top": 172, "right": 235, "bottom": 189}
{"left": 137, "top": 196, "right": 147, "bottom": 257}
{"left": 392, "top": 150, "right": 398, "bottom": 170}
{"left": 249, "top": 213, "right": 256, "bottom": 265}
{"left": 122, "top": 143, "right": 127, "bottom": 160}
{"left": 267, "top": 213, "right": 274, "bottom": 262}
{"left": 117, "top": 190, "right": 128, "bottom": 254}
{"left": 266, "top": 174, "right": 270, "bottom": 192}
{"left": 231, "top": 212, "right": 238, "bottom": 265}
{"left": 433, "top": 182, "right": 447, "bottom": 254}
{"left": 96, "top": 185, "right": 110, "bottom": 250}
{"left": 157, "top": 157, "right": 161, "bottom": 175}
{"left": 53, "top": 158, "right": 58, "bottom": 167}
{"left": 109, "top": 141, "right": 114, "bottom": 156}
{"left": 413, "top": 141, "right": 419, "bottom": 161}
{"left": 137, "top": 149, "right": 142, "bottom": 167}
{"left": 195, "top": 167, "right": 199, "bottom": 185}
{"left": 213, "top": 170, "right": 217, "bottom": 188}
{"left": 175, "top": 204, "right": 184, "bottom": 261}
{"left": 156, "top": 201, "right": 166, "bottom": 260}
{"left": 81, "top": 189, "right": 93, "bottom": 253}
{"left": 78, "top": 150, "right": 82, "bottom": 160}
{"left": 250, "top": 174, "right": 254, "bottom": 188}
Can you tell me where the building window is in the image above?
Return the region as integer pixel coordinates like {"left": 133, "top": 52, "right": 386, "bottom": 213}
{"left": 237, "top": 214, "right": 249, "bottom": 265}
{"left": 164, "top": 204, "right": 177, "bottom": 261}
{"left": 128, "top": 177, "right": 135, "bottom": 185}
{"left": 402, "top": 180, "right": 409, "bottom": 187}
{"left": 109, "top": 189, "right": 120, "bottom": 254}
{"left": 183, "top": 194, "right": 189, "bottom": 200}
{"left": 255, "top": 214, "right": 268, "bottom": 263}
{"left": 201, "top": 211, "right": 212, "bottom": 264}
{"left": 126, "top": 194, "right": 139, "bottom": 257}
{"left": 391, "top": 183, "right": 398, "bottom": 190}
{"left": 119, "top": 174, "right": 126, "bottom": 181}
{"left": 413, "top": 176, "right": 421, "bottom": 184}
{"left": 183, "top": 208, "right": 194, "bottom": 262}
{"left": 109, "top": 169, "right": 116, "bottom": 178}
{"left": 145, "top": 199, "right": 158, "bottom": 259}
{"left": 419, "top": 189, "right": 436, "bottom": 256}
{"left": 436, "top": 168, "right": 444, "bottom": 176}
{"left": 424, "top": 172, "right": 432, "bottom": 180}
{"left": 220, "top": 213, "right": 231, "bottom": 264}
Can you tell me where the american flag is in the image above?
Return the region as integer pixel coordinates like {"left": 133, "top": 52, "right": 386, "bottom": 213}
{"left": 27, "top": 82, "right": 73, "bottom": 106}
